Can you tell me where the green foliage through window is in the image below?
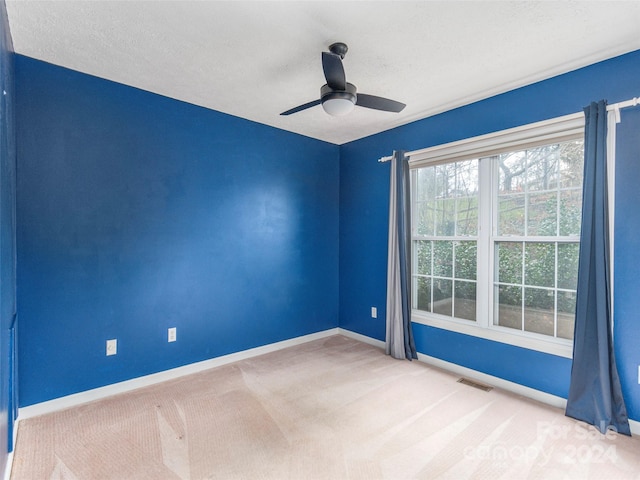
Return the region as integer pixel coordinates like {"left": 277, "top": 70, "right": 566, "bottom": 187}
{"left": 412, "top": 138, "right": 583, "bottom": 342}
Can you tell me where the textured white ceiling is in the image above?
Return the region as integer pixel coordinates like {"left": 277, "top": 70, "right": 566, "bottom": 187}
{"left": 7, "top": 1, "right": 640, "bottom": 145}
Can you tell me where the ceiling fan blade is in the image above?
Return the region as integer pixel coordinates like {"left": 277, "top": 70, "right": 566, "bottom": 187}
{"left": 322, "top": 52, "right": 346, "bottom": 90}
{"left": 356, "top": 94, "right": 406, "bottom": 113}
{"left": 280, "top": 99, "right": 322, "bottom": 116}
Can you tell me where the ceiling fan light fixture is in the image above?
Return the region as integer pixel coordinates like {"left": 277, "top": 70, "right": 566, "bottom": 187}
{"left": 322, "top": 96, "right": 355, "bottom": 116}
{"left": 320, "top": 83, "right": 357, "bottom": 116}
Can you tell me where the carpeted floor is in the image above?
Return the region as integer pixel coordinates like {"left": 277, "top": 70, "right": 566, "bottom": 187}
{"left": 11, "top": 335, "right": 640, "bottom": 479}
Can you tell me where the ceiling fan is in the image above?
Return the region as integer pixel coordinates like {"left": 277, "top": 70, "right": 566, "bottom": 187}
{"left": 280, "top": 42, "right": 406, "bottom": 117}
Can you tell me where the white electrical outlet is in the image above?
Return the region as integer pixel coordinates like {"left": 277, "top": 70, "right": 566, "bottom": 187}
{"left": 371, "top": 307, "right": 377, "bottom": 318}
{"left": 168, "top": 327, "right": 177, "bottom": 343}
{"left": 638, "top": 365, "right": 640, "bottom": 384}
{"left": 106, "top": 339, "right": 117, "bottom": 356}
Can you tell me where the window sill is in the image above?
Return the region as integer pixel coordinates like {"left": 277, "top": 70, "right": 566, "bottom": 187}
{"left": 411, "top": 310, "right": 573, "bottom": 359}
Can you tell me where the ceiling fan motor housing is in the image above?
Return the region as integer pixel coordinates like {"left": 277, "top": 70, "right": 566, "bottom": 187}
{"left": 328, "top": 42, "right": 348, "bottom": 59}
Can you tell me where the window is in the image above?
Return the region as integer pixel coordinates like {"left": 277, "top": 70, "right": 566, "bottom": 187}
{"left": 409, "top": 114, "right": 585, "bottom": 357}
{"left": 413, "top": 161, "right": 479, "bottom": 321}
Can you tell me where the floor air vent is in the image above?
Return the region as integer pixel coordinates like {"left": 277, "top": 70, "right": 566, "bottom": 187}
{"left": 457, "top": 378, "right": 493, "bottom": 392}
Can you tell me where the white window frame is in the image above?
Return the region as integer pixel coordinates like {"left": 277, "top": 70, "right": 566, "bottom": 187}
{"left": 408, "top": 113, "right": 585, "bottom": 358}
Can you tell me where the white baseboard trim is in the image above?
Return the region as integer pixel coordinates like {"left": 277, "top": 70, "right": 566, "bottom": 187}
{"left": 18, "top": 328, "right": 340, "bottom": 420}
{"left": 3, "top": 450, "right": 13, "bottom": 480}
{"left": 337, "top": 328, "right": 385, "bottom": 349}
{"left": 416, "top": 352, "right": 567, "bottom": 409}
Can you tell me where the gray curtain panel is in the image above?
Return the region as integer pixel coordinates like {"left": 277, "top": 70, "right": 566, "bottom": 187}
{"left": 386, "top": 151, "right": 417, "bottom": 361}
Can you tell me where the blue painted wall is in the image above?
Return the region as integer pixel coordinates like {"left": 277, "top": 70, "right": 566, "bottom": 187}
{"left": 0, "top": 0, "right": 16, "bottom": 466}
{"left": 12, "top": 34, "right": 640, "bottom": 425}
{"left": 339, "top": 49, "right": 640, "bottom": 421}
{"left": 16, "top": 56, "right": 339, "bottom": 407}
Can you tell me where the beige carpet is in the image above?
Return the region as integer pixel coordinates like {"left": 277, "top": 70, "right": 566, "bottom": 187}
{"left": 11, "top": 335, "right": 640, "bottom": 479}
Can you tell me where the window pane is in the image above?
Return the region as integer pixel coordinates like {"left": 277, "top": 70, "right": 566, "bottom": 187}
{"left": 455, "top": 241, "right": 476, "bottom": 280}
{"left": 495, "top": 285, "right": 522, "bottom": 330}
{"left": 524, "top": 242, "right": 555, "bottom": 288}
{"left": 557, "top": 291, "right": 576, "bottom": 340}
{"left": 455, "top": 160, "right": 478, "bottom": 197}
{"left": 433, "top": 279, "right": 452, "bottom": 316}
{"left": 497, "top": 194, "right": 525, "bottom": 236}
{"left": 454, "top": 281, "right": 476, "bottom": 321}
{"left": 498, "top": 151, "right": 526, "bottom": 193}
{"left": 496, "top": 242, "right": 522, "bottom": 284}
{"left": 559, "top": 141, "right": 584, "bottom": 188}
{"left": 415, "top": 240, "right": 432, "bottom": 275}
{"left": 527, "top": 192, "right": 557, "bottom": 236}
{"left": 411, "top": 160, "right": 478, "bottom": 324}
{"left": 557, "top": 243, "right": 579, "bottom": 290}
{"left": 559, "top": 189, "right": 582, "bottom": 236}
{"left": 524, "top": 287, "right": 555, "bottom": 336}
{"left": 455, "top": 161, "right": 478, "bottom": 235}
{"left": 435, "top": 199, "right": 455, "bottom": 236}
{"left": 526, "top": 145, "right": 559, "bottom": 191}
{"left": 416, "top": 167, "right": 436, "bottom": 201}
{"left": 415, "top": 277, "right": 431, "bottom": 312}
{"left": 433, "top": 241, "right": 453, "bottom": 277}
{"left": 416, "top": 201, "right": 435, "bottom": 236}
{"left": 435, "top": 164, "right": 455, "bottom": 198}
{"left": 456, "top": 197, "right": 478, "bottom": 236}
